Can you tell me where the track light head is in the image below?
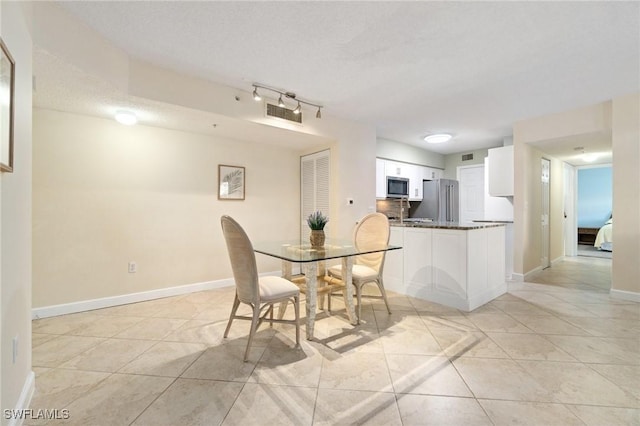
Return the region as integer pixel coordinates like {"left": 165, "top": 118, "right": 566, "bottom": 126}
{"left": 252, "top": 87, "right": 261, "bottom": 101}
{"left": 316, "top": 107, "right": 322, "bottom": 119}
{"left": 293, "top": 102, "right": 301, "bottom": 114}
{"left": 278, "top": 95, "right": 286, "bottom": 108}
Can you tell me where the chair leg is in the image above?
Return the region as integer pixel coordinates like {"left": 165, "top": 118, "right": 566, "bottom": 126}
{"left": 293, "top": 295, "right": 301, "bottom": 348}
{"left": 224, "top": 294, "right": 241, "bottom": 338}
{"left": 244, "top": 304, "right": 261, "bottom": 362}
{"left": 377, "top": 278, "right": 392, "bottom": 314}
{"left": 269, "top": 305, "right": 274, "bottom": 327}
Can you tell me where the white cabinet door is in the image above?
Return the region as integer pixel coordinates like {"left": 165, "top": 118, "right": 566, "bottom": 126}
{"left": 376, "top": 158, "right": 386, "bottom": 199}
{"left": 383, "top": 227, "right": 404, "bottom": 293}
{"left": 432, "top": 230, "right": 467, "bottom": 298}
{"left": 488, "top": 146, "right": 514, "bottom": 196}
{"left": 422, "top": 167, "right": 443, "bottom": 181}
{"left": 408, "top": 164, "right": 423, "bottom": 201}
{"left": 385, "top": 160, "right": 405, "bottom": 178}
{"left": 403, "top": 228, "right": 433, "bottom": 292}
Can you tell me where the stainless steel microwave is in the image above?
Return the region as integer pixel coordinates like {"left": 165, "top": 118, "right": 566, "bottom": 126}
{"left": 386, "top": 176, "right": 409, "bottom": 198}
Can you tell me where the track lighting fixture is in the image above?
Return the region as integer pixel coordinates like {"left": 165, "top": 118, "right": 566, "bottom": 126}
{"left": 251, "top": 83, "right": 323, "bottom": 118}
{"left": 252, "top": 87, "right": 261, "bottom": 101}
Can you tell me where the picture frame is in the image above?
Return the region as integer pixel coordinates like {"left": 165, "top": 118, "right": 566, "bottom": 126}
{"left": 0, "top": 37, "right": 14, "bottom": 173}
{"left": 218, "top": 165, "right": 245, "bottom": 200}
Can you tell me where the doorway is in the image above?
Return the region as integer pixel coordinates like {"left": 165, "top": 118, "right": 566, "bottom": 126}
{"left": 541, "top": 158, "right": 550, "bottom": 269}
{"left": 457, "top": 164, "right": 485, "bottom": 223}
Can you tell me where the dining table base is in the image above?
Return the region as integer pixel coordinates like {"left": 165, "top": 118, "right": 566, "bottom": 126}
{"left": 280, "top": 257, "right": 357, "bottom": 340}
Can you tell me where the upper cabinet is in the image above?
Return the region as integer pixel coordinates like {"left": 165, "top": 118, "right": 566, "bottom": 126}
{"left": 488, "top": 145, "right": 514, "bottom": 196}
{"left": 377, "top": 158, "right": 444, "bottom": 201}
{"left": 423, "top": 167, "right": 443, "bottom": 181}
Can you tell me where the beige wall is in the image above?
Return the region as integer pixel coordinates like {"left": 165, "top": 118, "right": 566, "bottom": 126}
{"left": 1, "top": 1, "right": 33, "bottom": 420}
{"left": 611, "top": 93, "right": 640, "bottom": 295}
{"left": 33, "top": 109, "right": 301, "bottom": 308}
{"left": 376, "top": 138, "right": 445, "bottom": 169}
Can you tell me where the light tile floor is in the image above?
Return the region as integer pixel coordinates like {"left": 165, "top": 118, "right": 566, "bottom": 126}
{"left": 29, "top": 256, "right": 639, "bottom": 425}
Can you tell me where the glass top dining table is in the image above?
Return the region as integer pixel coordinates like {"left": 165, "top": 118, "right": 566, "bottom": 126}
{"left": 253, "top": 238, "right": 401, "bottom": 340}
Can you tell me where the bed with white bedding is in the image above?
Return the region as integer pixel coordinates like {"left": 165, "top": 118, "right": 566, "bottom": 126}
{"left": 594, "top": 219, "right": 613, "bottom": 251}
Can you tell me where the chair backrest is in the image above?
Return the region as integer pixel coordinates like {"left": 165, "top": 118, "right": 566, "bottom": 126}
{"left": 353, "top": 213, "right": 390, "bottom": 273}
{"left": 221, "top": 215, "right": 260, "bottom": 304}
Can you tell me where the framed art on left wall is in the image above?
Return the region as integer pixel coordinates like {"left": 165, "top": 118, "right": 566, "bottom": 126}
{"left": 218, "top": 165, "right": 245, "bottom": 200}
{"left": 0, "top": 37, "right": 15, "bottom": 173}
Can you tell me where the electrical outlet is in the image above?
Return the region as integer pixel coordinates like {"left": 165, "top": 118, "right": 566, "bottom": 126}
{"left": 128, "top": 262, "right": 137, "bottom": 273}
{"left": 12, "top": 335, "right": 18, "bottom": 364}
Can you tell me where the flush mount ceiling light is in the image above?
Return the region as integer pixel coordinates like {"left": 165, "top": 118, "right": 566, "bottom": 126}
{"left": 574, "top": 146, "right": 599, "bottom": 163}
{"left": 114, "top": 110, "right": 137, "bottom": 126}
{"left": 251, "top": 84, "right": 323, "bottom": 118}
{"left": 424, "top": 133, "right": 452, "bottom": 144}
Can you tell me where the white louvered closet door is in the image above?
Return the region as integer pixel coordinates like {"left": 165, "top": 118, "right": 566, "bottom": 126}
{"left": 301, "top": 150, "right": 330, "bottom": 242}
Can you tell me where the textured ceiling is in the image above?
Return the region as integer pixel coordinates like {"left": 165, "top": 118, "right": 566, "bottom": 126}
{"left": 36, "top": 1, "right": 640, "bottom": 158}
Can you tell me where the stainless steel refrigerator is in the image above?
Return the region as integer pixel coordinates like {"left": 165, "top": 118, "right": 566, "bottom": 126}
{"left": 411, "top": 179, "right": 459, "bottom": 222}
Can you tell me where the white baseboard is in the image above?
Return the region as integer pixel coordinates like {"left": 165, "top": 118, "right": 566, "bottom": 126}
{"left": 551, "top": 256, "right": 564, "bottom": 265}
{"left": 32, "top": 271, "right": 280, "bottom": 319}
{"left": 524, "top": 265, "right": 543, "bottom": 281}
{"left": 610, "top": 289, "right": 640, "bottom": 303}
{"left": 511, "top": 273, "right": 524, "bottom": 282}
{"left": 7, "top": 371, "right": 35, "bottom": 426}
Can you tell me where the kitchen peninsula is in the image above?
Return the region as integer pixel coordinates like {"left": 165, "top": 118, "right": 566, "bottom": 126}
{"left": 383, "top": 221, "right": 506, "bottom": 311}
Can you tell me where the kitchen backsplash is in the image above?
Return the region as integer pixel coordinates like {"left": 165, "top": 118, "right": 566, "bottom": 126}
{"left": 376, "top": 199, "right": 411, "bottom": 220}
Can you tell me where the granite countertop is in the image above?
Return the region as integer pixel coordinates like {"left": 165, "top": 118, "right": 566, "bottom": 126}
{"left": 389, "top": 220, "right": 506, "bottom": 230}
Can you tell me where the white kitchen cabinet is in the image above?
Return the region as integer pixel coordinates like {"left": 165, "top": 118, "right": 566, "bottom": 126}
{"left": 422, "top": 167, "right": 443, "bottom": 181}
{"left": 488, "top": 145, "right": 514, "bottom": 196}
{"left": 408, "top": 165, "right": 423, "bottom": 201}
{"left": 376, "top": 158, "right": 386, "bottom": 199}
{"left": 385, "top": 160, "right": 408, "bottom": 178}
{"left": 387, "top": 224, "right": 506, "bottom": 311}
{"left": 378, "top": 158, "right": 443, "bottom": 201}
{"left": 403, "top": 228, "right": 433, "bottom": 298}
{"left": 382, "top": 227, "right": 404, "bottom": 293}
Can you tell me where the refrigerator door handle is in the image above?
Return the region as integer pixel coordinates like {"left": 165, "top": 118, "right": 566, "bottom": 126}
{"left": 445, "top": 185, "right": 450, "bottom": 221}
{"left": 449, "top": 185, "right": 453, "bottom": 221}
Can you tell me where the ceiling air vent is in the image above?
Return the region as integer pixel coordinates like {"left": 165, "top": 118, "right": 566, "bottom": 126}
{"left": 266, "top": 103, "right": 302, "bottom": 124}
{"left": 462, "top": 153, "right": 474, "bottom": 161}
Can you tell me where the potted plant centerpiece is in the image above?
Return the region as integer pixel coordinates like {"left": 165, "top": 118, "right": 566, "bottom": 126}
{"left": 307, "top": 211, "right": 328, "bottom": 248}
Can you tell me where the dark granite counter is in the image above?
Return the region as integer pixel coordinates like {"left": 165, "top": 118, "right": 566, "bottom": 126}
{"left": 390, "top": 220, "right": 506, "bottom": 230}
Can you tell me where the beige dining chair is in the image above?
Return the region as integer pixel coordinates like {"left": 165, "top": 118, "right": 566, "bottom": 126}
{"left": 221, "top": 215, "right": 301, "bottom": 361}
{"left": 326, "top": 212, "right": 392, "bottom": 320}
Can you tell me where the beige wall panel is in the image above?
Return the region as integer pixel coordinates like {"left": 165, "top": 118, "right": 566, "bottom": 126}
{"left": 611, "top": 93, "right": 640, "bottom": 294}
{"left": 1, "top": 1, "right": 34, "bottom": 417}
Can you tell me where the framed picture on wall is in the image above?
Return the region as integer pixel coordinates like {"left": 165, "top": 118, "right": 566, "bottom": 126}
{"left": 0, "top": 37, "right": 15, "bottom": 173}
{"left": 218, "top": 165, "right": 245, "bottom": 200}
